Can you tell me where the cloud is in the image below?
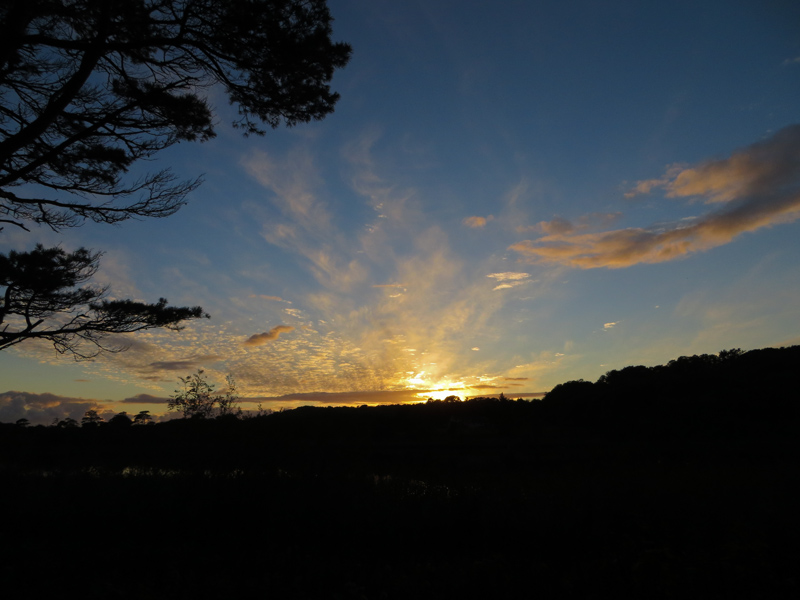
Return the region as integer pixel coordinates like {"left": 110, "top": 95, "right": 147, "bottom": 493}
{"left": 604, "top": 322, "right": 618, "bottom": 330}
{"left": 0, "top": 391, "right": 107, "bottom": 425}
{"left": 140, "top": 354, "right": 223, "bottom": 373}
{"left": 463, "top": 215, "right": 493, "bottom": 228}
{"left": 511, "top": 125, "right": 800, "bottom": 269}
{"left": 624, "top": 165, "right": 685, "bottom": 198}
{"left": 487, "top": 271, "right": 532, "bottom": 290}
{"left": 243, "top": 325, "right": 295, "bottom": 347}
{"left": 488, "top": 272, "right": 531, "bottom": 281}
{"left": 120, "top": 394, "right": 170, "bottom": 405}
{"left": 519, "top": 213, "right": 622, "bottom": 234}
{"left": 242, "top": 148, "right": 327, "bottom": 228}
{"left": 536, "top": 216, "right": 574, "bottom": 235}
{"left": 145, "top": 355, "right": 222, "bottom": 372}
{"left": 249, "top": 389, "right": 428, "bottom": 405}
{"left": 250, "top": 294, "right": 292, "bottom": 304}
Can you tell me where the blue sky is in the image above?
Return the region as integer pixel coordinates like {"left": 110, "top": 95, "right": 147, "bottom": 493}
{"left": 2, "top": 0, "right": 800, "bottom": 423}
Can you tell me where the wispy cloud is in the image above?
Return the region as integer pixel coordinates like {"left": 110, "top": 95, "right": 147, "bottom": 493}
{"left": 243, "top": 325, "right": 295, "bottom": 347}
{"left": 24, "top": 132, "right": 557, "bottom": 403}
{"left": 623, "top": 165, "right": 685, "bottom": 198}
{"left": 487, "top": 271, "right": 531, "bottom": 291}
{"left": 520, "top": 213, "right": 623, "bottom": 235}
{"left": 243, "top": 147, "right": 370, "bottom": 293}
{"left": 511, "top": 125, "right": 800, "bottom": 269}
{"left": 141, "top": 354, "right": 223, "bottom": 373}
{"left": 250, "top": 294, "right": 292, "bottom": 304}
{"left": 242, "top": 148, "right": 328, "bottom": 229}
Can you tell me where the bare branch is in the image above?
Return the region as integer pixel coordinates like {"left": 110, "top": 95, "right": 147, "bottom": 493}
{"left": 0, "top": 0, "right": 351, "bottom": 231}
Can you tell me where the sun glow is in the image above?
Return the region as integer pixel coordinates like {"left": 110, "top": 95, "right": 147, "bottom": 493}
{"left": 403, "top": 371, "right": 471, "bottom": 401}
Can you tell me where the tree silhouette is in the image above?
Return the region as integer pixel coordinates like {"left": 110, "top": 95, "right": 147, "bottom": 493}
{"left": 0, "top": 244, "right": 207, "bottom": 358}
{"left": 0, "top": 0, "right": 352, "bottom": 231}
{"left": 216, "top": 374, "right": 242, "bottom": 418}
{"left": 168, "top": 369, "right": 238, "bottom": 419}
{"left": 132, "top": 410, "right": 153, "bottom": 426}
{"left": 108, "top": 411, "right": 132, "bottom": 428}
{"left": 0, "top": 0, "right": 350, "bottom": 358}
{"left": 81, "top": 409, "right": 104, "bottom": 427}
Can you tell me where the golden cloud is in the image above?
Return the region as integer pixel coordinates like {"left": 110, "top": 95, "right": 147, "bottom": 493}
{"left": 487, "top": 271, "right": 531, "bottom": 290}
{"left": 243, "top": 325, "right": 295, "bottom": 347}
{"left": 463, "top": 215, "right": 494, "bottom": 228}
{"left": 487, "top": 272, "right": 530, "bottom": 281}
{"left": 512, "top": 125, "right": 800, "bottom": 269}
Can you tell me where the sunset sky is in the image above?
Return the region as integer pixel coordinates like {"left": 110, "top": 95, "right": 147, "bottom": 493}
{"left": 2, "top": 0, "right": 800, "bottom": 423}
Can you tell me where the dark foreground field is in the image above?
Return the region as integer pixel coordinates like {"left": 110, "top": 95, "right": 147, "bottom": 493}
{"left": 2, "top": 347, "right": 799, "bottom": 598}
{"left": 3, "top": 414, "right": 799, "bottom": 598}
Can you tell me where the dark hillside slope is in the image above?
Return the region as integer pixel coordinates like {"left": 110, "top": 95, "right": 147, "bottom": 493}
{"left": 1, "top": 346, "right": 799, "bottom": 599}
{"left": 542, "top": 345, "right": 799, "bottom": 434}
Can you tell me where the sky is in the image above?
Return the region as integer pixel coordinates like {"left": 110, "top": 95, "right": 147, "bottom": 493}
{"left": 2, "top": 0, "right": 800, "bottom": 424}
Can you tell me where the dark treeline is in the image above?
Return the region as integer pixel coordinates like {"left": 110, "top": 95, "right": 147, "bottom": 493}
{"left": 2, "top": 346, "right": 799, "bottom": 599}
{"left": 3, "top": 345, "right": 798, "bottom": 474}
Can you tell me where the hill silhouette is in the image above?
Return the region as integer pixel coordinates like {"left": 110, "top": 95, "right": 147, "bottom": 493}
{"left": 1, "top": 345, "right": 799, "bottom": 598}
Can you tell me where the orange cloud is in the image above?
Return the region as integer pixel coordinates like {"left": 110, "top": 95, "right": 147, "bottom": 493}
{"left": 463, "top": 215, "right": 494, "bottom": 228}
{"left": 243, "top": 325, "right": 295, "bottom": 347}
{"left": 512, "top": 125, "right": 800, "bottom": 269}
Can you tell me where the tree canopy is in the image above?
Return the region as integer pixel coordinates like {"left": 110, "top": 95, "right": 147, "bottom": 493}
{"left": 0, "top": 0, "right": 352, "bottom": 231}
{"left": 168, "top": 369, "right": 240, "bottom": 419}
{"left": 0, "top": 244, "right": 207, "bottom": 358}
{"left": 0, "top": 0, "right": 350, "bottom": 357}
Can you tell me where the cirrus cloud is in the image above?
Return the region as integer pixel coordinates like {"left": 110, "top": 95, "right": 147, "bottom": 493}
{"left": 511, "top": 125, "right": 800, "bottom": 269}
